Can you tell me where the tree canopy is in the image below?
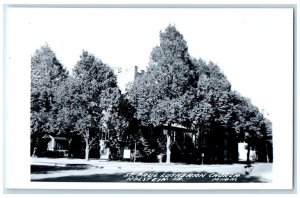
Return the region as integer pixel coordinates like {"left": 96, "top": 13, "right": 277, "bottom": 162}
{"left": 127, "top": 25, "right": 272, "bottom": 163}
{"left": 58, "top": 51, "right": 128, "bottom": 160}
{"left": 30, "top": 44, "right": 68, "bottom": 156}
{"left": 30, "top": 25, "right": 272, "bottom": 163}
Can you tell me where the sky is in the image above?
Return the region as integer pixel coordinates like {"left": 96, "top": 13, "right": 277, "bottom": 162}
{"left": 5, "top": 6, "right": 294, "bottom": 189}
{"left": 7, "top": 7, "right": 293, "bottom": 120}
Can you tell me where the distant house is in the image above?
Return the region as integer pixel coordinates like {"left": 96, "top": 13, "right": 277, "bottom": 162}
{"left": 43, "top": 135, "right": 69, "bottom": 157}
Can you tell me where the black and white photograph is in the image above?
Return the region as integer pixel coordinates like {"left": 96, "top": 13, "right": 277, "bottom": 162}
{"left": 3, "top": 2, "right": 295, "bottom": 192}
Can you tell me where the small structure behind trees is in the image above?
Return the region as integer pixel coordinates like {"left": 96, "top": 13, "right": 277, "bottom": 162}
{"left": 43, "top": 135, "right": 69, "bottom": 157}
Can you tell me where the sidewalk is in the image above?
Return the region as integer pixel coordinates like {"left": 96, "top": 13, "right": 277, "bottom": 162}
{"left": 31, "top": 157, "right": 250, "bottom": 173}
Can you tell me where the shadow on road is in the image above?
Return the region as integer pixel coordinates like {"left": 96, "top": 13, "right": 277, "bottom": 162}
{"left": 31, "top": 170, "right": 267, "bottom": 183}
{"left": 31, "top": 164, "right": 90, "bottom": 174}
{"left": 32, "top": 173, "right": 128, "bottom": 182}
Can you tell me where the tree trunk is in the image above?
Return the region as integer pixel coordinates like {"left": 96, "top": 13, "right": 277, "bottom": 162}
{"left": 31, "top": 135, "right": 39, "bottom": 157}
{"left": 68, "top": 138, "right": 73, "bottom": 158}
{"left": 85, "top": 131, "right": 90, "bottom": 161}
{"left": 246, "top": 141, "right": 250, "bottom": 164}
{"left": 85, "top": 142, "right": 90, "bottom": 161}
{"left": 32, "top": 146, "right": 38, "bottom": 157}
{"left": 265, "top": 139, "right": 269, "bottom": 163}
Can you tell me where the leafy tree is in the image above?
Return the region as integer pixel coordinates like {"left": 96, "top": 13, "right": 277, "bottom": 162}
{"left": 224, "top": 91, "right": 272, "bottom": 163}
{"left": 128, "top": 25, "right": 197, "bottom": 163}
{"left": 30, "top": 44, "right": 68, "bottom": 156}
{"left": 181, "top": 59, "right": 233, "bottom": 162}
{"left": 259, "top": 117, "right": 272, "bottom": 162}
{"left": 238, "top": 101, "right": 265, "bottom": 162}
{"left": 188, "top": 58, "right": 273, "bottom": 163}
{"left": 188, "top": 60, "right": 231, "bottom": 130}
{"left": 54, "top": 75, "right": 81, "bottom": 156}
{"left": 59, "top": 51, "right": 127, "bottom": 160}
{"left": 128, "top": 25, "right": 272, "bottom": 164}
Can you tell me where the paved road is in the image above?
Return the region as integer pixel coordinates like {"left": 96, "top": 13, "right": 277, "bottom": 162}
{"left": 31, "top": 158, "right": 272, "bottom": 183}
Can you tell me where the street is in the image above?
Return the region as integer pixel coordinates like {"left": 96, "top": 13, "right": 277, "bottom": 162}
{"left": 31, "top": 158, "right": 272, "bottom": 183}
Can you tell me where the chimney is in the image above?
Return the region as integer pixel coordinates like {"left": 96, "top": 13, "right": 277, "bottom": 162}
{"left": 134, "top": 66, "right": 138, "bottom": 80}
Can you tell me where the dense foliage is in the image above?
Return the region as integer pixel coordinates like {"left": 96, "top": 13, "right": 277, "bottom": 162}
{"left": 127, "top": 25, "right": 272, "bottom": 163}
{"left": 31, "top": 25, "right": 272, "bottom": 163}
{"left": 30, "top": 44, "right": 68, "bottom": 156}
{"left": 31, "top": 48, "right": 128, "bottom": 160}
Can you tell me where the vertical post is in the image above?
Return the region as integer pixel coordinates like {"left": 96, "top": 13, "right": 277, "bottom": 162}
{"left": 265, "top": 140, "right": 269, "bottom": 163}
{"left": 192, "top": 133, "right": 195, "bottom": 147}
{"left": 163, "top": 127, "right": 171, "bottom": 164}
{"left": 134, "top": 141, "right": 137, "bottom": 163}
{"left": 173, "top": 131, "right": 176, "bottom": 141}
{"left": 166, "top": 134, "right": 171, "bottom": 164}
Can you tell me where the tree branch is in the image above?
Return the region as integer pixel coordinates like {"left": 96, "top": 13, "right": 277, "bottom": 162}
{"left": 88, "top": 136, "right": 98, "bottom": 149}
